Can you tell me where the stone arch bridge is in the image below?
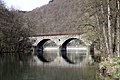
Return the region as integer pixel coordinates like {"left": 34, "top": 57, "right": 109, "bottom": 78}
{"left": 30, "top": 33, "right": 94, "bottom": 67}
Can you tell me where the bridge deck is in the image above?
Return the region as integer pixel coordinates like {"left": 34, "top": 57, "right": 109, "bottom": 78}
{"left": 31, "top": 32, "right": 83, "bottom": 37}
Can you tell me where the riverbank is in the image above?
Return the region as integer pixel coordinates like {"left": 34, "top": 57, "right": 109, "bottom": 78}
{"left": 97, "top": 57, "right": 120, "bottom": 80}
{"left": 0, "top": 49, "right": 32, "bottom": 55}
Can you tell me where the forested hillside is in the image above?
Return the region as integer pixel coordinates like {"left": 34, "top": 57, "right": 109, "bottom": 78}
{"left": 24, "top": 0, "right": 96, "bottom": 35}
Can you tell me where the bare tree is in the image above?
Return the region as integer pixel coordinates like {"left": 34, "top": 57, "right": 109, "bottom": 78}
{"left": 83, "top": 0, "right": 120, "bottom": 58}
{"left": 0, "top": 1, "right": 32, "bottom": 53}
{"left": 116, "top": 0, "right": 120, "bottom": 57}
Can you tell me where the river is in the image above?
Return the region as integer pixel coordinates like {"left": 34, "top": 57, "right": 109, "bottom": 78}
{"left": 0, "top": 54, "right": 97, "bottom": 80}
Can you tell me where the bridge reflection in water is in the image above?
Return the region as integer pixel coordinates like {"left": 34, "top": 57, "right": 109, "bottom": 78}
{"left": 43, "top": 47, "right": 59, "bottom": 62}
{"left": 34, "top": 46, "right": 92, "bottom": 66}
{"left": 42, "top": 46, "right": 87, "bottom": 64}
{"left": 66, "top": 46, "right": 87, "bottom": 64}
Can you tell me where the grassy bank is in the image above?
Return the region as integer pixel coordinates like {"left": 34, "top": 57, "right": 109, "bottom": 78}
{"left": 98, "top": 56, "right": 120, "bottom": 80}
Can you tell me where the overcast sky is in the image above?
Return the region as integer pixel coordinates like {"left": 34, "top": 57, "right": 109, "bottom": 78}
{"left": 4, "top": 0, "right": 50, "bottom": 11}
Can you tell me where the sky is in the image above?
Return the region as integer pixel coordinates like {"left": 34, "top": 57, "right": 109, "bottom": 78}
{"left": 3, "top": 0, "right": 50, "bottom": 11}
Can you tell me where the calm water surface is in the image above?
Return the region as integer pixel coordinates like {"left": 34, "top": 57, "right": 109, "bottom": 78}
{"left": 0, "top": 54, "right": 97, "bottom": 80}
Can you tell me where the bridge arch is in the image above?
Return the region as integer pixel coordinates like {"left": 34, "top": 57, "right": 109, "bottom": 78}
{"left": 36, "top": 39, "right": 58, "bottom": 62}
{"left": 61, "top": 38, "right": 87, "bottom": 64}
